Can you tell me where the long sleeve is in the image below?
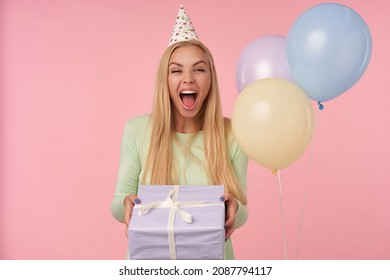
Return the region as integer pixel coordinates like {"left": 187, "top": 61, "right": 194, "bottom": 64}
{"left": 111, "top": 118, "right": 144, "bottom": 223}
{"left": 229, "top": 137, "right": 249, "bottom": 229}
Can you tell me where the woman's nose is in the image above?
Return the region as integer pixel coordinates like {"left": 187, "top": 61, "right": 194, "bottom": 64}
{"left": 183, "top": 70, "right": 194, "bottom": 83}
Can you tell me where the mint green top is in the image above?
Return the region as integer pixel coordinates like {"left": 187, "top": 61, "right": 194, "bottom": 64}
{"left": 111, "top": 115, "right": 248, "bottom": 259}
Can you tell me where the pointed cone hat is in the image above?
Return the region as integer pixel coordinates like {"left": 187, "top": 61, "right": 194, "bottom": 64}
{"left": 168, "top": 5, "right": 199, "bottom": 46}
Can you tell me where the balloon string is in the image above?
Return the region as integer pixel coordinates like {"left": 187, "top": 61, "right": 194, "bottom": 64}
{"left": 295, "top": 105, "right": 321, "bottom": 259}
{"left": 276, "top": 170, "right": 288, "bottom": 260}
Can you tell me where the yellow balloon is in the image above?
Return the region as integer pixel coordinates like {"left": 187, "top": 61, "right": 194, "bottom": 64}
{"left": 232, "top": 78, "right": 315, "bottom": 170}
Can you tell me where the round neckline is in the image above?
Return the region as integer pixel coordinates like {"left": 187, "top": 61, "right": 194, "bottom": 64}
{"left": 175, "top": 130, "right": 203, "bottom": 137}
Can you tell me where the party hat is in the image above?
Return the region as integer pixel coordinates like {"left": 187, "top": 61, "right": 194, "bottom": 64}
{"left": 168, "top": 4, "right": 199, "bottom": 46}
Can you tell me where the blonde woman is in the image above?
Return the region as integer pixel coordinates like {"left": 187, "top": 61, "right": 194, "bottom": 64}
{"left": 111, "top": 39, "right": 248, "bottom": 260}
{"left": 111, "top": 5, "right": 248, "bottom": 260}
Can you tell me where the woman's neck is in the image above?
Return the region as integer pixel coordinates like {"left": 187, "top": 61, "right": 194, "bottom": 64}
{"left": 173, "top": 115, "right": 202, "bottom": 134}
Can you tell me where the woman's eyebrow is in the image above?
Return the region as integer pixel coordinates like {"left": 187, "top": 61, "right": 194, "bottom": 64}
{"left": 193, "top": 60, "right": 207, "bottom": 66}
{"left": 168, "top": 60, "right": 207, "bottom": 67}
{"left": 169, "top": 62, "right": 183, "bottom": 67}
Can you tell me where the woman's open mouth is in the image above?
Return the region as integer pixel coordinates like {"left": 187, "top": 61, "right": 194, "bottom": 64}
{"left": 180, "top": 90, "right": 197, "bottom": 109}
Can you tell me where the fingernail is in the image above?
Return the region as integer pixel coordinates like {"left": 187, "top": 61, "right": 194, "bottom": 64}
{"left": 219, "top": 196, "right": 225, "bottom": 202}
{"left": 135, "top": 198, "right": 141, "bottom": 204}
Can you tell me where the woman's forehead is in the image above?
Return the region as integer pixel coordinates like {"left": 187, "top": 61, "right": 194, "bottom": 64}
{"left": 169, "top": 45, "right": 207, "bottom": 64}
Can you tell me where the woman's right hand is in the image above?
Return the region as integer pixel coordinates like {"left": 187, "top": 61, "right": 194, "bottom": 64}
{"left": 123, "top": 194, "right": 140, "bottom": 237}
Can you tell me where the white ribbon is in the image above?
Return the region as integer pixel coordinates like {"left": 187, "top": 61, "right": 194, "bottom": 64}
{"left": 134, "top": 185, "right": 224, "bottom": 260}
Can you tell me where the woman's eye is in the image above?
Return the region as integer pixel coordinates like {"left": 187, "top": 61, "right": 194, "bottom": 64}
{"left": 170, "top": 69, "right": 182, "bottom": 74}
{"left": 195, "top": 68, "right": 205, "bottom": 72}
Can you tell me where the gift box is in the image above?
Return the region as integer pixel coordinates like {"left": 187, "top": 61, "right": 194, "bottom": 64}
{"left": 128, "top": 185, "right": 225, "bottom": 260}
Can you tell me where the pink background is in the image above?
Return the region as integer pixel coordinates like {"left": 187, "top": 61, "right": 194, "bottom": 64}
{"left": 1, "top": 0, "right": 389, "bottom": 260}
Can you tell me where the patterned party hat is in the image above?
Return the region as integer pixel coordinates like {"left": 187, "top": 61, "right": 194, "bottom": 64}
{"left": 168, "top": 4, "right": 199, "bottom": 46}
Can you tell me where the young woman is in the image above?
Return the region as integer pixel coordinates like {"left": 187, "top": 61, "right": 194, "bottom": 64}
{"left": 111, "top": 6, "right": 248, "bottom": 259}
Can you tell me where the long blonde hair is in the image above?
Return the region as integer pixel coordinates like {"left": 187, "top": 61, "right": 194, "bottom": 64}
{"left": 141, "top": 40, "right": 247, "bottom": 205}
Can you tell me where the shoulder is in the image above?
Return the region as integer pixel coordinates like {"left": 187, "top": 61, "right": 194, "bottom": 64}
{"left": 122, "top": 115, "right": 151, "bottom": 145}
{"left": 125, "top": 114, "right": 151, "bottom": 132}
{"left": 127, "top": 114, "right": 150, "bottom": 126}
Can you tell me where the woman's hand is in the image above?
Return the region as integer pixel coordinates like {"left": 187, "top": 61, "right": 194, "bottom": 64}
{"left": 220, "top": 193, "right": 238, "bottom": 241}
{"left": 123, "top": 194, "right": 141, "bottom": 237}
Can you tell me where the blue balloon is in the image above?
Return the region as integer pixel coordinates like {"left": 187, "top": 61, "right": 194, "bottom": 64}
{"left": 287, "top": 3, "right": 372, "bottom": 102}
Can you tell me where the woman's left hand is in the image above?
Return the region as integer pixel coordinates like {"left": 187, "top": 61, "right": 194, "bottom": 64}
{"left": 220, "top": 193, "right": 238, "bottom": 241}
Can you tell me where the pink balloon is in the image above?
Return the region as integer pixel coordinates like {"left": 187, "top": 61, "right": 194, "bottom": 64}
{"left": 236, "top": 35, "right": 292, "bottom": 92}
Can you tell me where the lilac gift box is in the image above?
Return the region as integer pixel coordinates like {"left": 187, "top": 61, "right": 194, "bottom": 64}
{"left": 128, "top": 185, "right": 225, "bottom": 260}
